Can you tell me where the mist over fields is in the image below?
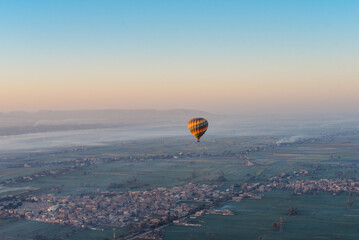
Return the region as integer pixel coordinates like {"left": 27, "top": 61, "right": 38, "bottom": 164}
{"left": 0, "top": 109, "right": 358, "bottom": 153}
{"left": 0, "top": 109, "right": 214, "bottom": 132}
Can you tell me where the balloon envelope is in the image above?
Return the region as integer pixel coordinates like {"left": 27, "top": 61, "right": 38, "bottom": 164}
{"left": 188, "top": 118, "right": 208, "bottom": 142}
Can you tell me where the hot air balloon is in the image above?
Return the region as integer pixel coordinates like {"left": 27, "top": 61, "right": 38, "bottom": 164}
{"left": 188, "top": 118, "right": 208, "bottom": 142}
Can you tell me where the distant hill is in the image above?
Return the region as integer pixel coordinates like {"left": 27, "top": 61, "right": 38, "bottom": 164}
{"left": 0, "top": 109, "right": 217, "bottom": 136}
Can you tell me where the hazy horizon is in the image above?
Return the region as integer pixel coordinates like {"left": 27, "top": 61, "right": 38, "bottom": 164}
{"left": 2, "top": 2, "right": 359, "bottom": 239}
{"left": 0, "top": 108, "right": 358, "bottom": 154}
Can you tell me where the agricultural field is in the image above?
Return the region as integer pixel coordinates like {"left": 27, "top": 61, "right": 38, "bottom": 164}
{"left": 0, "top": 136, "right": 278, "bottom": 196}
{"left": 0, "top": 218, "right": 125, "bottom": 240}
{"left": 0, "top": 217, "right": 75, "bottom": 239}
{"left": 163, "top": 191, "right": 359, "bottom": 240}
{"left": 1, "top": 129, "right": 359, "bottom": 239}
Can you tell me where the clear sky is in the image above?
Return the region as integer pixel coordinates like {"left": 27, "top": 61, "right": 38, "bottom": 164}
{"left": 1, "top": 0, "right": 358, "bottom": 114}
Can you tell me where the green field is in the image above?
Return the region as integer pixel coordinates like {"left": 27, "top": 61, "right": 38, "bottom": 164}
{"left": 1, "top": 136, "right": 277, "bottom": 196}
{"left": 0, "top": 218, "right": 75, "bottom": 239}
{"left": 0, "top": 218, "right": 126, "bottom": 240}
{"left": 1, "top": 131, "right": 359, "bottom": 239}
{"left": 163, "top": 191, "right": 359, "bottom": 240}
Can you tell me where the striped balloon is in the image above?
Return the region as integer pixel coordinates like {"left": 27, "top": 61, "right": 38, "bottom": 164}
{"left": 188, "top": 118, "right": 208, "bottom": 142}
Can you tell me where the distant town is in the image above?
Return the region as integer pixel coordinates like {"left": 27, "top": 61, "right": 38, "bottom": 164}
{"left": 1, "top": 131, "right": 358, "bottom": 239}
{"left": 2, "top": 166, "right": 359, "bottom": 239}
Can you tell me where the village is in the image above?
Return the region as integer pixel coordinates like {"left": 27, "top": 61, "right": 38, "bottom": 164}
{"left": 1, "top": 183, "right": 234, "bottom": 231}
{"left": 2, "top": 167, "right": 359, "bottom": 238}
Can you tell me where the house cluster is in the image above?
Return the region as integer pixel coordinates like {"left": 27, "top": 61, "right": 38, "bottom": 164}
{"left": 2, "top": 183, "right": 228, "bottom": 229}
{"left": 241, "top": 169, "right": 359, "bottom": 196}
{"left": 3, "top": 168, "right": 359, "bottom": 237}
{"left": 273, "top": 178, "right": 359, "bottom": 195}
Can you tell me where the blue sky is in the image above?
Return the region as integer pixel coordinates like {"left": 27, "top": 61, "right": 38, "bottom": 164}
{"left": 1, "top": 0, "right": 358, "bottom": 113}
{"left": 2, "top": 0, "right": 358, "bottom": 55}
